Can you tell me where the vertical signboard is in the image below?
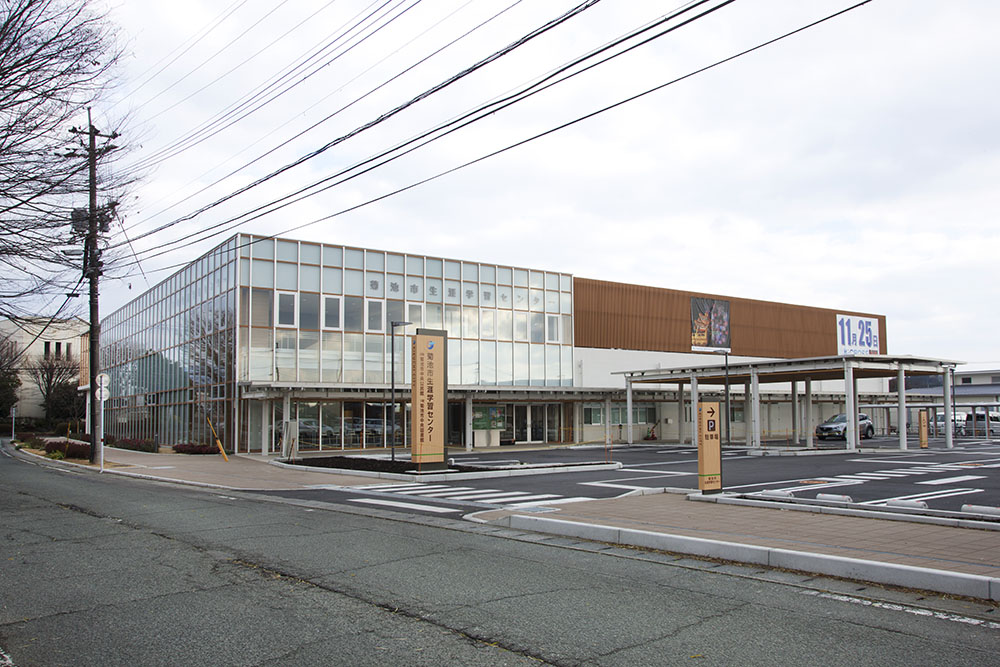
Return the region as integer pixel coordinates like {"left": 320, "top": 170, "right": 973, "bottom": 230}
{"left": 691, "top": 298, "right": 730, "bottom": 352}
{"left": 919, "top": 410, "right": 929, "bottom": 449}
{"left": 836, "top": 314, "right": 880, "bottom": 355}
{"left": 698, "top": 401, "right": 722, "bottom": 493}
{"left": 411, "top": 329, "right": 447, "bottom": 466}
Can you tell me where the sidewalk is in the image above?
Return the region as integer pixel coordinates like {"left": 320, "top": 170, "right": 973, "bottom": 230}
{"left": 27, "top": 445, "right": 1000, "bottom": 602}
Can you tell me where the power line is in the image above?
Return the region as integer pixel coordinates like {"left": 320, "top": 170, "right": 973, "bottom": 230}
{"left": 119, "top": 0, "right": 503, "bottom": 232}
{"left": 120, "top": 0, "right": 405, "bottom": 177}
{"left": 118, "top": 0, "right": 724, "bottom": 258}
{"left": 117, "top": 0, "right": 253, "bottom": 107}
{"left": 118, "top": 0, "right": 874, "bottom": 277}
{"left": 118, "top": 0, "right": 607, "bottom": 249}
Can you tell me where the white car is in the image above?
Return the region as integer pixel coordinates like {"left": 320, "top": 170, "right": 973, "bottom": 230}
{"left": 931, "top": 413, "right": 965, "bottom": 436}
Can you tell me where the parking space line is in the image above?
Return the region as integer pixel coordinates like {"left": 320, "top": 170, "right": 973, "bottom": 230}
{"left": 916, "top": 475, "right": 986, "bottom": 486}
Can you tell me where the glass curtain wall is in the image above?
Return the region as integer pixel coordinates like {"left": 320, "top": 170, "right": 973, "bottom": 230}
{"left": 237, "top": 235, "right": 574, "bottom": 394}
{"left": 104, "top": 233, "right": 577, "bottom": 453}
{"left": 101, "top": 237, "right": 239, "bottom": 450}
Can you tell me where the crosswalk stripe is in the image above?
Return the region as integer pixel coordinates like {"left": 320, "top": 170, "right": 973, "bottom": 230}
{"left": 347, "top": 498, "right": 461, "bottom": 513}
{"left": 357, "top": 483, "right": 427, "bottom": 491}
{"left": 443, "top": 490, "right": 539, "bottom": 501}
{"left": 392, "top": 485, "right": 454, "bottom": 495}
{"left": 487, "top": 494, "right": 560, "bottom": 504}
{"left": 416, "top": 488, "right": 496, "bottom": 497}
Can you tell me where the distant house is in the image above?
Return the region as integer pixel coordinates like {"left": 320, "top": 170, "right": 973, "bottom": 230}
{"left": 903, "top": 368, "right": 1000, "bottom": 417}
{"left": 0, "top": 317, "right": 88, "bottom": 420}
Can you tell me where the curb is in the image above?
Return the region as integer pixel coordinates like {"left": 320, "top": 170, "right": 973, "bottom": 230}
{"left": 488, "top": 514, "right": 1000, "bottom": 602}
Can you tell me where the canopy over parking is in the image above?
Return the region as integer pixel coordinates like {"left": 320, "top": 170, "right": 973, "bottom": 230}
{"left": 615, "top": 355, "right": 961, "bottom": 451}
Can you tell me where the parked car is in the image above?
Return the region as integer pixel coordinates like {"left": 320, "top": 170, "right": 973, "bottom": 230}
{"left": 931, "top": 413, "right": 966, "bottom": 436}
{"left": 965, "top": 412, "right": 1000, "bottom": 437}
{"left": 295, "top": 418, "right": 336, "bottom": 443}
{"left": 816, "top": 413, "right": 874, "bottom": 440}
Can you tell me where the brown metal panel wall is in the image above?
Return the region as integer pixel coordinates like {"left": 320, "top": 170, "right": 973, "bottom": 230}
{"left": 573, "top": 278, "right": 887, "bottom": 359}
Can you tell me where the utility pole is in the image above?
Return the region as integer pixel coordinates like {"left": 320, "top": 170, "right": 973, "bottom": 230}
{"left": 71, "top": 108, "right": 117, "bottom": 464}
{"left": 86, "top": 108, "right": 100, "bottom": 463}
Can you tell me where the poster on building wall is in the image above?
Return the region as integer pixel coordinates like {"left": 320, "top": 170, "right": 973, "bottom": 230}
{"left": 411, "top": 329, "right": 447, "bottom": 465}
{"left": 836, "top": 314, "right": 880, "bottom": 355}
{"left": 691, "top": 298, "right": 731, "bottom": 352}
{"left": 472, "top": 405, "right": 505, "bottom": 430}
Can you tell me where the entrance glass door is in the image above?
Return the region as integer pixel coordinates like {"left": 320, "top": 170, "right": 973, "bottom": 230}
{"left": 546, "top": 404, "right": 560, "bottom": 443}
{"left": 530, "top": 405, "right": 545, "bottom": 442}
{"left": 514, "top": 405, "right": 528, "bottom": 442}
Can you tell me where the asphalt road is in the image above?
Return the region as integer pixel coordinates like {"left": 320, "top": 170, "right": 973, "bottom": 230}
{"left": 260, "top": 440, "right": 1000, "bottom": 516}
{"left": 2, "top": 447, "right": 999, "bottom": 666}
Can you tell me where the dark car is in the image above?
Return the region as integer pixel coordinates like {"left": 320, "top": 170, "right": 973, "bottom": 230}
{"left": 816, "top": 413, "right": 874, "bottom": 440}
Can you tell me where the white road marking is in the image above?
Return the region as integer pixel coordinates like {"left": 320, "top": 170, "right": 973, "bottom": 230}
{"left": 393, "top": 486, "right": 473, "bottom": 495}
{"left": 916, "top": 475, "right": 987, "bottom": 486}
{"left": 346, "top": 498, "right": 460, "bottom": 513}
{"left": 619, "top": 469, "right": 697, "bottom": 476}
{"left": 580, "top": 481, "right": 655, "bottom": 491}
{"left": 392, "top": 485, "right": 454, "bottom": 494}
{"left": 355, "top": 482, "right": 426, "bottom": 490}
{"left": 859, "top": 488, "right": 984, "bottom": 505}
{"left": 509, "top": 496, "right": 596, "bottom": 507}
{"left": 800, "top": 590, "right": 1000, "bottom": 629}
{"left": 842, "top": 473, "right": 893, "bottom": 480}
{"left": 442, "top": 490, "right": 540, "bottom": 501}
{"left": 412, "top": 487, "right": 485, "bottom": 497}
{"left": 489, "top": 494, "right": 560, "bottom": 504}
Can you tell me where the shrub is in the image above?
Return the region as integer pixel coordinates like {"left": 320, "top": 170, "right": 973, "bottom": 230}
{"left": 114, "top": 438, "right": 157, "bottom": 453}
{"left": 52, "top": 422, "right": 71, "bottom": 437}
{"left": 43, "top": 439, "right": 91, "bottom": 460}
{"left": 172, "top": 443, "right": 220, "bottom": 455}
{"left": 47, "top": 449, "right": 65, "bottom": 460}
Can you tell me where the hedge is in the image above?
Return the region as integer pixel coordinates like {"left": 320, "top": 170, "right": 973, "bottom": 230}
{"left": 171, "top": 443, "right": 221, "bottom": 455}
{"left": 43, "top": 439, "right": 91, "bottom": 460}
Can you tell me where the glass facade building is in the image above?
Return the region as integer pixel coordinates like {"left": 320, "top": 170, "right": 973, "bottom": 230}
{"left": 101, "top": 234, "right": 575, "bottom": 453}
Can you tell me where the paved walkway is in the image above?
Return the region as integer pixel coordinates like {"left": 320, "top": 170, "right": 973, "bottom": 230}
{"left": 22, "top": 445, "right": 1000, "bottom": 601}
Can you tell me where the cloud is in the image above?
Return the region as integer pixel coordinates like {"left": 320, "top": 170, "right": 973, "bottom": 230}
{"left": 102, "top": 0, "right": 1000, "bottom": 366}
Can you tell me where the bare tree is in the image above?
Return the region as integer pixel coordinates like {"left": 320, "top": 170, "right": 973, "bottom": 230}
{"left": 25, "top": 352, "right": 78, "bottom": 423}
{"left": 0, "top": 0, "right": 125, "bottom": 320}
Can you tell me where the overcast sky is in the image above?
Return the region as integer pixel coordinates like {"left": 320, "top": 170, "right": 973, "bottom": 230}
{"left": 93, "top": 0, "right": 1000, "bottom": 368}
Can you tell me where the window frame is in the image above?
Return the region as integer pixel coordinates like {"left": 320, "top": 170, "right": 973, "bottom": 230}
{"left": 276, "top": 291, "right": 298, "bottom": 328}
{"left": 323, "top": 295, "right": 342, "bottom": 330}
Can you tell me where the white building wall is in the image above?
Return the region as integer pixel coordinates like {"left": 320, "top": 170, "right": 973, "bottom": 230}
{"left": 0, "top": 318, "right": 87, "bottom": 420}
{"left": 574, "top": 347, "right": 889, "bottom": 394}
{"left": 572, "top": 347, "right": 892, "bottom": 444}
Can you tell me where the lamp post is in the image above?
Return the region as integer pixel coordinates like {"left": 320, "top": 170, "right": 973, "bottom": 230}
{"left": 714, "top": 349, "right": 731, "bottom": 446}
{"left": 390, "top": 320, "right": 411, "bottom": 461}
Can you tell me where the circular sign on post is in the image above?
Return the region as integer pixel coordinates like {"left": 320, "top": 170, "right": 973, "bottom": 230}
{"left": 96, "top": 373, "right": 110, "bottom": 388}
{"left": 97, "top": 387, "right": 110, "bottom": 402}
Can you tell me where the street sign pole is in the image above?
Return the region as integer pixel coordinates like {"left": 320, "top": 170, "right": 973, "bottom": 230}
{"left": 95, "top": 373, "right": 110, "bottom": 471}
{"left": 698, "top": 402, "right": 723, "bottom": 494}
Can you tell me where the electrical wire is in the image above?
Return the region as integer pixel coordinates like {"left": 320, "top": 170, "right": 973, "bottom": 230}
{"left": 120, "top": 0, "right": 505, "bottom": 231}
{"left": 120, "top": 0, "right": 404, "bottom": 177}
{"left": 119, "top": 0, "right": 607, "bottom": 248}
{"left": 117, "top": 0, "right": 874, "bottom": 276}
{"left": 118, "top": 0, "right": 723, "bottom": 257}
